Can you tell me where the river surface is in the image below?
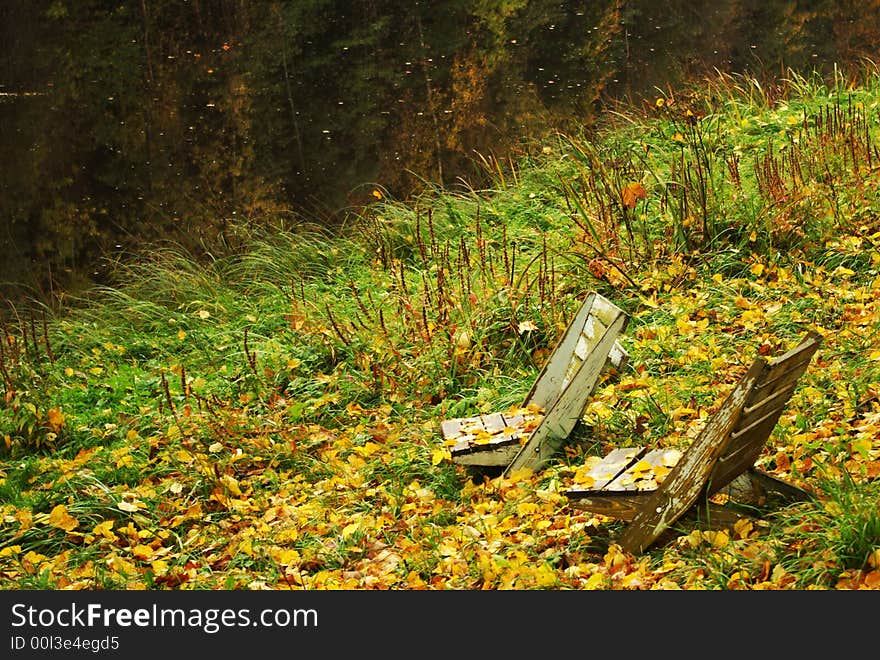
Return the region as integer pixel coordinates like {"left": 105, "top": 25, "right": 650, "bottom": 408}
{"left": 1, "top": 0, "right": 878, "bottom": 298}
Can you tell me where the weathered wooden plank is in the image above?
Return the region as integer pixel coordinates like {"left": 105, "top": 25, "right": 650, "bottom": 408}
{"left": 525, "top": 292, "right": 600, "bottom": 411}
{"left": 569, "top": 493, "right": 759, "bottom": 528}
{"left": 440, "top": 418, "right": 465, "bottom": 439}
{"left": 440, "top": 414, "right": 485, "bottom": 440}
{"left": 737, "top": 381, "right": 797, "bottom": 429}
{"left": 567, "top": 447, "right": 645, "bottom": 492}
{"left": 753, "top": 331, "right": 821, "bottom": 389}
{"left": 452, "top": 443, "right": 523, "bottom": 466}
{"left": 568, "top": 493, "right": 644, "bottom": 520}
{"left": 590, "top": 294, "right": 625, "bottom": 326}
{"left": 603, "top": 448, "right": 683, "bottom": 492}
{"left": 730, "top": 405, "right": 787, "bottom": 442}
{"left": 481, "top": 412, "right": 506, "bottom": 434}
{"left": 574, "top": 331, "right": 593, "bottom": 361}
{"left": 505, "top": 310, "right": 629, "bottom": 474}
{"left": 608, "top": 342, "right": 629, "bottom": 374}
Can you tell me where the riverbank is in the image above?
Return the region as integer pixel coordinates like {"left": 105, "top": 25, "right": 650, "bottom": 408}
{"left": 1, "top": 67, "right": 878, "bottom": 590}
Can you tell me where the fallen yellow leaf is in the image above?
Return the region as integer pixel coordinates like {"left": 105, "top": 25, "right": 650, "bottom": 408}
{"left": 431, "top": 448, "right": 451, "bottom": 465}
{"left": 47, "top": 504, "right": 79, "bottom": 532}
{"left": 132, "top": 544, "right": 154, "bottom": 561}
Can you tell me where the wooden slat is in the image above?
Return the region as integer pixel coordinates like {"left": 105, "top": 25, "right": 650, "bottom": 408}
{"left": 501, "top": 413, "right": 524, "bottom": 429}
{"left": 505, "top": 310, "right": 629, "bottom": 474}
{"left": 730, "top": 405, "right": 787, "bottom": 442}
{"left": 752, "top": 332, "right": 821, "bottom": 390}
{"left": 440, "top": 418, "right": 465, "bottom": 439}
{"left": 451, "top": 444, "right": 523, "bottom": 467}
{"left": 439, "top": 414, "right": 485, "bottom": 439}
{"left": 737, "top": 381, "right": 797, "bottom": 429}
{"left": 568, "top": 493, "right": 644, "bottom": 520}
{"left": 590, "top": 294, "right": 625, "bottom": 326}
{"left": 748, "top": 360, "right": 808, "bottom": 399}
{"left": 481, "top": 412, "right": 506, "bottom": 434}
{"left": 603, "top": 448, "right": 682, "bottom": 492}
{"left": 567, "top": 447, "right": 644, "bottom": 493}
{"left": 525, "top": 293, "right": 599, "bottom": 411}
{"left": 608, "top": 342, "right": 629, "bottom": 373}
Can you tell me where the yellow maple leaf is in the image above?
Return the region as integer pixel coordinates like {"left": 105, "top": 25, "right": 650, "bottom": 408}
{"left": 270, "top": 547, "right": 301, "bottom": 565}
{"left": 107, "top": 554, "right": 136, "bottom": 576}
{"left": 472, "top": 430, "right": 493, "bottom": 445}
{"left": 630, "top": 459, "right": 653, "bottom": 474}
{"left": 621, "top": 181, "right": 647, "bottom": 208}
{"left": 653, "top": 465, "right": 671, "bottom": 482}
{"left": 220, "top": 474, "right": 242, "bottom": 496}
{"left": 47, "top": 408, "right": 65, "bottom": 431}
{"left": 734, "top": 518, "right": 754, "bottom": 539}
{"left": 151, "top": 559, "right": 170, "bottom": 576}
{"left": 535, "top": 565, "right": 557, "bottom": 588}
{"left": 132, "top": 544, "right": 154, "bottom": 561}
{"left": 276, "top": 528, "right": 299, "bottom": 543}
{"left": 706, "top": 530, "right": 730, "bottom": 548}
{"left": 573, "top": 470, "right": 596, "bottom": 487}
{"left": 686, "top": 530, "right": 704, "bottom": 548}
{"left": 92, "top": 520, "right": 116, "bottom": 541}
{"left": 583, "top": 572, "right": 606, "bottom": 590}
{"left": 852, "top": 437, "right": 872, "bottom": 459}
{"left": 238, "top": 538, "right": 254, "bottom": 557}
{"left": 672, "top": 407, "right": 697, "bottom": 420}
{"left": 431, "top": 448, "right": 451, "bottom": 465}
{"left": 516, "top": 502, "right": 539, "bottom": 516}
{"left": 47, "top": 504, "right": 79, "bottom": 532}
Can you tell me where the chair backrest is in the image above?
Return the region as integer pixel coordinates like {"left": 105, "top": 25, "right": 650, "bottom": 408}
{"left": 505, "top": 292, "right": 629, "bottom": 474}
{"left": 523, "top": 292, "right": 628, "bottom": 412}
{"left": 616, "top": 330, "right": 822, "bottom": 553}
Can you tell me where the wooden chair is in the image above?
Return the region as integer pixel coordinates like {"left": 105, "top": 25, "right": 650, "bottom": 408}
{"left": 439, "top": 292, "right": 630, "bottom": 473}
{"left": 566, "top": 330, "right": 822, "bottom": 554}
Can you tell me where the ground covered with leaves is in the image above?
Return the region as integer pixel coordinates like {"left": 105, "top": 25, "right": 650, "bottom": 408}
{"left": 1, "top": 69, "right": 879, "bottom": 590}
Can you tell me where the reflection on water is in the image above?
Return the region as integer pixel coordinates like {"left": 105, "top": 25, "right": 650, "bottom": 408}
{"left": 1, "top": 0, "right": 878, "bottom": 297}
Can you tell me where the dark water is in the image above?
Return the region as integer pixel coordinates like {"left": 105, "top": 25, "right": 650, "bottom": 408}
{"left": 1, "top": 0, "right": 878, "bottom": 300}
